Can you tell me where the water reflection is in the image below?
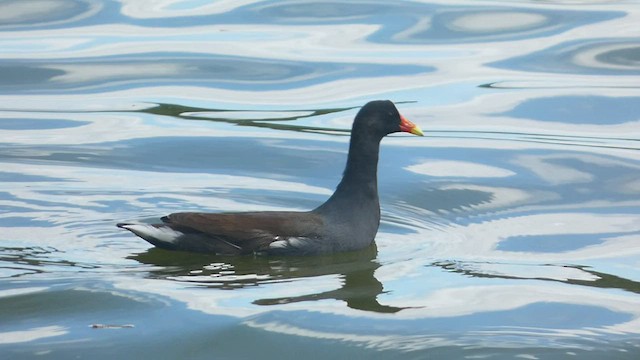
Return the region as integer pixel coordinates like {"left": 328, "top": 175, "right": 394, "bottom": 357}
{"left": 490, "top": 39, "right": 640, "bottom": 75}
{"left": 256, "top": 1, "right": 384, "bottom": 21}
{"left": 0, "top": 245, "right": 98, "bottom": 279}
{"left": 252, "top": 2, "right": 623, "bottom": 44}
{"left": 1, "top": 0, "right": 640, "bottom": 357}
{"left": 392, "top": 7, "right": 623, "bottom": 44}
{"left": 0, "top": 325, "right": 67, "bottom": 345}
{"left": 499, "top": 95, "right": 640, "bottom": 124}
{"left": 145, "top": 102, "right": 356, "bottom": 134}
{"left": 0, "top": 117, "right": 89, "bottom": 130}
{"left": 132, "top": 244, "right": 405, "bottom": 313}
{"left": 406, "top": 159, "right": 516, "bottom": 178}
{"left": 498, "top": 233, "right": 607, "bottom": 253}
{"left": 0, "top": 54, "right": 432, "bottom": 94}
{"left": 242, "top": 283, "right": 640, "bottom": 353}
{"left": 436, "top": 261, "right": 640, "bottom": 294}
{"left": 0, "top": 0, "right": 99, "bottom": 29}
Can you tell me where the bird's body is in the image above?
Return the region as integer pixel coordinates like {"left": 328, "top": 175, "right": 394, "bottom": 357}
{"left": 118, "top": 100, "right": 423, "bottom": 255}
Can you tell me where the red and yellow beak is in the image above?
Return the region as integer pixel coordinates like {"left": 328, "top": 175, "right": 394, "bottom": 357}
{"left": 399, "top": 115, "right": 424, "bottom": 136}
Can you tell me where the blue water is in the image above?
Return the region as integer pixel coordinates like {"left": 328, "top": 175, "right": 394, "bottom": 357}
{"left": 1, "top": 1, "right": 640, "bottom": 359}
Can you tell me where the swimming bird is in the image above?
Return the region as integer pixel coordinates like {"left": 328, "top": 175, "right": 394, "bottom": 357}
{"left": 117, "top": 100, "right": 423, "bottom": 255}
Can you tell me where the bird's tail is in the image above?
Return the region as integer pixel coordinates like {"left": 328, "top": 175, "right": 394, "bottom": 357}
{"left": 117, "top": 222, "right": 243, "bottom": 254}
{"left": 117, "top": 223, "right": 182, "bottom": 250}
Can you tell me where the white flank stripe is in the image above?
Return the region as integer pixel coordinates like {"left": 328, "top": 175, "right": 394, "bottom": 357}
{"left": 122, "top": 224, "right": 183, "bottom": 244}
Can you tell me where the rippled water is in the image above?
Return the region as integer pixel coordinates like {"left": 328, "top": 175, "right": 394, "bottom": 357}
{"left": 1, "top": 1, "right": 640, "bottom": 359}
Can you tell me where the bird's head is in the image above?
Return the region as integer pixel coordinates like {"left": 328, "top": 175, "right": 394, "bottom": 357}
{"left": 353, "top": 100, "right": 423, "bottom": 138}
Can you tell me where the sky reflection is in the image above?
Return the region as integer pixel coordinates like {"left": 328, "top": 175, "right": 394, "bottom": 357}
{"left": 1, "top": 1, "right": 639, "bottom": 358}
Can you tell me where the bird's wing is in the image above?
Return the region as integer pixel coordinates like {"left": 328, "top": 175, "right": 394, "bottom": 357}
{"left": 160, "top": 211, "right": 324, "bottom": 253}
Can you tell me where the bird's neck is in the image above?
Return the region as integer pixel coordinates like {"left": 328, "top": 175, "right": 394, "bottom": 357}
{"left": 316, "top": 133, "right": 382, "bottom": 213}
{"left": 341, "top": 133, "right": 381, "bottom": 189}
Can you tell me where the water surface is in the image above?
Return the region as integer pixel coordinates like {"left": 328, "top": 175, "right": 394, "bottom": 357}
{"left": 1, "top": 1, "right": 640, "bottom": 359}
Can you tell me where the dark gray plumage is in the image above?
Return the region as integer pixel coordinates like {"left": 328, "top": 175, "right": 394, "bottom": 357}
{"left": 117, "top": 100, "right": 423, "bottom": 255}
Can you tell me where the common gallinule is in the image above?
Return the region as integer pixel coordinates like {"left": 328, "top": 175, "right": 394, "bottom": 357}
{"left": 118, "top": 100, "right": 423, "bottom": 255}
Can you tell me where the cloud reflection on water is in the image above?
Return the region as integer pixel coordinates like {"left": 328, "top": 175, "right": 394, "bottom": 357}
{"left": 0, "top": 0, "right": 99, "bottom": 29}
{"left": 0, "top": 54, "right": 433, "bottom": 94}
{"left": 0, "top": 325, "right": 67, "bottom": 345}
{"left": 490, "top": 39, "right": 640, "bottom": 75}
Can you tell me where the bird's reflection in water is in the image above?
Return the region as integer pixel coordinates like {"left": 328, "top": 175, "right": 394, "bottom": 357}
{"left": 131, "top": 244, "right": 405, "bottom": 313}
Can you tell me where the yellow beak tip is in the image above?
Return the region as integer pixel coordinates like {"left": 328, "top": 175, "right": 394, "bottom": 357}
{"left": 411, "top": 126, "right": 424, "bottom": 137}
